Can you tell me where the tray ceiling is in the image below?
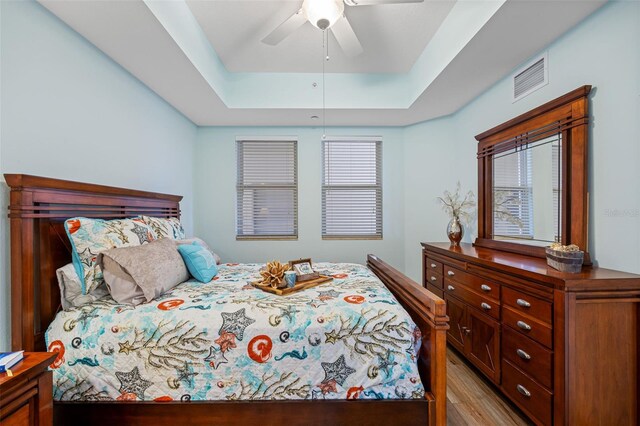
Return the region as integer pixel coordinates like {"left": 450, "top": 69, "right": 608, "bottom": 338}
{"left": 38, "top": 0, "right": 607, "bottom": 127}
{"left": 186, "top": 0, "right": 456, "bottom": 74}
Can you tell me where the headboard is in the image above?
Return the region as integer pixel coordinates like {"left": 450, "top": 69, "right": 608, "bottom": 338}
{"left": 4, "top": 174, "right": 182, "bottom": 352}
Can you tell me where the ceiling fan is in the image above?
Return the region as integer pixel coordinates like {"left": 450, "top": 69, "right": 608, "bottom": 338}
{"left": 261, "top": 0, "right": 424, "bottom": 57}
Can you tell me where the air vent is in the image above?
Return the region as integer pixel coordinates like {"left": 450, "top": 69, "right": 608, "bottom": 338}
{"left": 513, "top": 53, "right": 548, "bottom": 102}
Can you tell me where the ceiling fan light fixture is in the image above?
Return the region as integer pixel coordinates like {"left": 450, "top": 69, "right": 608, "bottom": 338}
{"left": 302, "top": 0, "right": 345, "bottom": 30}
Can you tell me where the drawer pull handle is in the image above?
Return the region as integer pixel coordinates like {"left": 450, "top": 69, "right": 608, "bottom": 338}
{"left": 480, "top": 284, "right": 492, "bottom": 292}
{"left": 517, "top": 321, "right": 532, "bottom": 331}
{"left": 516, "top": 298, "right": 531, "bottom": 308}
{"left": 516, "top": 384, "right": 531, "bottom": 398}
{"left": 481, "top": 302, "right": 491, "bottom": 311}
{"left": 430, "top": 276, "right": 437, "bottom": 282}
{"left": 516, "top": 349, "right": 531, "bottom": 360}
{"left": 447, "top": 270, "right": 455, "bottom": 276}
{"left": 461, "top": 327, "right": 471, "bottom": 335}
{"left": 447, "top": 285, "right": 455, "bottom": 291}
{"left": 431, "top": 263, "right": 437, "bottom": 268}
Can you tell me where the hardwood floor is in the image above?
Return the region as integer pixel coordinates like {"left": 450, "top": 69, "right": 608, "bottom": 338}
{"left": 446, "top": 348, "right": 532, "bottom": 426}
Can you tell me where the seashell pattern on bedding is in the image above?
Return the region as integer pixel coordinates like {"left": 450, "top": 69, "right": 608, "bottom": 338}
{"left": 45, "top": 263, "right": 425, "bottom": 402}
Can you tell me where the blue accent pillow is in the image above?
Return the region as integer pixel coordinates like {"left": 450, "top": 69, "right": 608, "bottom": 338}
{"left": 177, "top": 243, "right": 218, "bottom": 283}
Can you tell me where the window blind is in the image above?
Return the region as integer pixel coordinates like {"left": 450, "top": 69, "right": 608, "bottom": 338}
{"left": 236, "top": 139, "right": 297, "bottom": 239}
{"left": 493, "top": 148, "right": 534, "bottom": 239}
{"left": 322, "top": 138, "right": 382, "bottom": 239}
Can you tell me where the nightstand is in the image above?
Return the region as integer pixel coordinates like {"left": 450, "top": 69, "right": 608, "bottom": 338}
{"left": 0, "top": 352, "right": 57, "bottom": 426}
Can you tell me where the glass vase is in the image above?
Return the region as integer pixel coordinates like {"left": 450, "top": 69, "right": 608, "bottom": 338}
{"left": 447, "top": 216, "right": 464, "bottom": 246}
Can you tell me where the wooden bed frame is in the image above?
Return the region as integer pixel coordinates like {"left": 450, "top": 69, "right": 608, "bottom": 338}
{"left": 5, "top": 174, "right": 449, "bottom": 426}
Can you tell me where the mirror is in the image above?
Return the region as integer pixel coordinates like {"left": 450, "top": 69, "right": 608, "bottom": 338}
{"left": 474, "top": 86, "right": 591, "bottom": 260}
{"left": 491, "top": 135, "right": 562, "bottom": 246}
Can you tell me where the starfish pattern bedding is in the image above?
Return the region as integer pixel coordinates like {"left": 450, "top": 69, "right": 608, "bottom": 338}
{"left": 45, "top": 262, "right": 425, "bottom": 402}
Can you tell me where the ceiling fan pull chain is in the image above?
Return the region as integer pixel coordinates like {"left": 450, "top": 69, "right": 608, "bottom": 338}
{"left": 322, "top": 30, "right": 327, "bottom": 140}
{"left": 326, "top": 28, "right": 330, "bottom": 61}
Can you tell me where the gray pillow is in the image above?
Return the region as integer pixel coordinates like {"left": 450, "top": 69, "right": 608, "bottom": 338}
{"left": 101, "top": 256, "right": 146, "bottom": 306}
{"left": 98, "top": 238, "right": 189, "bottom": 306}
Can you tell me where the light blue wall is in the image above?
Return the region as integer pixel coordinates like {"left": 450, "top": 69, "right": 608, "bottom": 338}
{"left": 403, "top": 0, "right": 640, "bottom": 281}
{"left": 0, "top": 0, "right": 197, "bottom": 350}
{"left": 402, "top": 116, "right": 468, "bottom": 282}
{"left": 194, "top": 127, "right": 406, "bottom": 271}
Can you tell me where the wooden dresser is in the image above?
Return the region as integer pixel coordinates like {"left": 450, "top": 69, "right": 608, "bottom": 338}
{"left": 422, "top": 242, "right": 640, "bottom": 425}
{"left": 0, "top": 352, "right": 57, "bottom": 426}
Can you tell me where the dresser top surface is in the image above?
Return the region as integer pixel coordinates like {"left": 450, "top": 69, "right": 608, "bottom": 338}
{"left": 0, "top": 352, "right": 56, "bottom": 390}
{"left": 422, "top": 242, "right": 640, "bottom": 292}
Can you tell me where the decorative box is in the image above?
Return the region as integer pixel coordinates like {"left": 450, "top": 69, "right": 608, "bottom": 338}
{"left": 545, "top": 247, "right": 584, "bottom": 273}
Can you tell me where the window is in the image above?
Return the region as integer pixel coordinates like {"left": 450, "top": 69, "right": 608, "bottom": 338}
{"left": 236, "top": 138, "right": 297, "bottom": 239}
{"left": 322, "top": 138, "right": 382, "bottom": 239}
{"left": 493, "top": 149, "right": 534, "bottom": 239}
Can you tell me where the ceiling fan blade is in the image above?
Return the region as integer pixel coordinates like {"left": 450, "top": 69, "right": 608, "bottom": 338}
{"left": 331, "top": 16, "right": 363, "bottom": 57}
{"left": 344, "top": 0, "right": 423, "bottom": 5}
{"left": 261, "top": 9, "right": 306, "bottom": 45}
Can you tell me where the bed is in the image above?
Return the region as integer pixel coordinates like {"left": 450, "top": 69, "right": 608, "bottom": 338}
{"left": 5, "top": 174, "right": 449, "bottom": 426}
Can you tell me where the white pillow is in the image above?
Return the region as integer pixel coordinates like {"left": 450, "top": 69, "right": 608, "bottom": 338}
{"left": 56, "top": 263, "right": 109, "bottom": 310}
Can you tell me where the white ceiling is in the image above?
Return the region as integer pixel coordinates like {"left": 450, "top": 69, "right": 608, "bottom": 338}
{"left": 186, "top": 0, "right": 456, "bottom": 73}
{"left": 38, "top": 0, "right": 607, "bottom": 127}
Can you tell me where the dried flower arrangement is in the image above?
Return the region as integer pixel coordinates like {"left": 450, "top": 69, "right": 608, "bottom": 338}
{"left": 259, "top": 261, "right": 290, "bottom": 289}
{"left": 548, "top": 243, "right": 581, "bottom": 252}
{"left": 437, "top": 181, "right": 476, "bottom": 223}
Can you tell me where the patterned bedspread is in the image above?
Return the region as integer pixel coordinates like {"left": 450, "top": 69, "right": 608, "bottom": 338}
{"left": 45, "top": 263, "right": 424, "bottom": 402}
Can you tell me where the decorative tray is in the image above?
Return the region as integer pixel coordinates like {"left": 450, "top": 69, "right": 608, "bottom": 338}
{"left": 251, "top": 275, "right": 333, "bottom": 296}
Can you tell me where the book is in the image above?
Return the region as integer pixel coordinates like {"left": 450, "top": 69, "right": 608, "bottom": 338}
{"left": 0, "top": 350, "right": 24, "bottom": 373}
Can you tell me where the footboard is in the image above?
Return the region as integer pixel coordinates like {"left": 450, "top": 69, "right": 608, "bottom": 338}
{"left": 367, "top": 255, "right": 449, "bottom": 426}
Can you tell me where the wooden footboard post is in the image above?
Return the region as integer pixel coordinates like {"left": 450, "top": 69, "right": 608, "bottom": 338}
{"left": 428, "top": 311, "right": 448, "bottom": 426}
{"left": 367, "top": 255, "right": 449, "bottom": 426}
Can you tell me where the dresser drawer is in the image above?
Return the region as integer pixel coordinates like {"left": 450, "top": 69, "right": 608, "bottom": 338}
{"left": 502, "top": 325, "right": 553, "bottom": 389}
{"left": 503, "top": 306, "right": 553, "bottom": 349}
{"left": 426, "top": 283, "right": 444, "bottom": 299}
{"left": 502, "top": 360, "right": 552, "bottom": 426}
{"left": 503, "top": 286, "right": 552, "bottom": 326}
{"left": 445, "top": 279, "right": 500, "bottom": 321}
{"left": 2, "top": 403, "right": 29, "bottom": 426}
{"left": 425, "top": 272, "right": 443, "bottom": 289}
{"left": 443, "top": 265, "right": 500, "bottom": 300}
{"left": 425, "top": 257, "right": 443, "bottom": 275}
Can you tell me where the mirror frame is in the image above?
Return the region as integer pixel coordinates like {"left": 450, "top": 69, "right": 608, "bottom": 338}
{"left": 474, "top": 86, "right": 591, "bottom": 263}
